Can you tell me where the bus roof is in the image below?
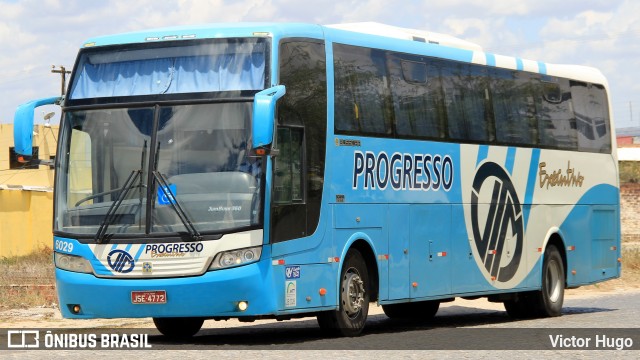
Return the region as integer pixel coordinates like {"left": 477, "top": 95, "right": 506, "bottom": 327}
{"left": 326, "top": 22, "right": 483, "bottom": 52}
{"left": 80, "top": 23, "right": 325, "bottom": 48}
{"left": 80, "top": 22, "right": 607, "bottom": 86}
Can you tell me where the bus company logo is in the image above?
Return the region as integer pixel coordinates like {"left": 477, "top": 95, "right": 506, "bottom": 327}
{"left": 107, "top": 249, "right": 135, "bottom": 273}
{"left": 470, "top": 162, "right": 523, "bottom": 283}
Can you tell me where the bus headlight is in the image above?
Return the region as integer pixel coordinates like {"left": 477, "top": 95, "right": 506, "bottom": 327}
{"left": 54, "top": 253, "right": 93, "bottom": 274}
{"left": 209, "top": 246, "right": 262, "bottom": 270}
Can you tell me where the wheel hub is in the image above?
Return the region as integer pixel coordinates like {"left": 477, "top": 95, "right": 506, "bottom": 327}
{"left": 342, "top": 271, "right": 365, "bottom": 316}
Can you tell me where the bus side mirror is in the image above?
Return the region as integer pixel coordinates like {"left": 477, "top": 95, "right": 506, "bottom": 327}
{"left": 252, "top": 85, "right": 286, "bottom": 153}
{"left": 13, "top": 96, "right": 61, "bottom": 163}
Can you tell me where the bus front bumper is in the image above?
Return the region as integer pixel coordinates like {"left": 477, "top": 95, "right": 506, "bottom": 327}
{"left": 55, "top": 260, "right": 276, "bottom": 319}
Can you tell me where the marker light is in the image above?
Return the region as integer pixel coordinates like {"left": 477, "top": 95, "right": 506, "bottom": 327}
{"left": 210, "top": 246, "right": 262, "bottom": 270}
{"left": 238, "top": 301, "right": 249, "bottom": 311}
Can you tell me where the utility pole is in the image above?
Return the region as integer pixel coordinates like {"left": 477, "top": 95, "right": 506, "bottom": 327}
{"left": 51, "top": 65, "right": 71, "bottom": 96}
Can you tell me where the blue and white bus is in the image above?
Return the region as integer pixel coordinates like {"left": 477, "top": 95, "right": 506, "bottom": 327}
{"left": 13, "top": 22, "right": 620, "bottom": 337}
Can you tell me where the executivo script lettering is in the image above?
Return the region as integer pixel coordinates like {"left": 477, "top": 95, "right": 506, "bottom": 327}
{"left": 538, "top": 161, "right": 584, "bottom": 189}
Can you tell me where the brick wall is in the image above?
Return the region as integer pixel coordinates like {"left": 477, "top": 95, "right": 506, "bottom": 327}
{"left": 621, "top": 183, "right": 640, "bottom": 241}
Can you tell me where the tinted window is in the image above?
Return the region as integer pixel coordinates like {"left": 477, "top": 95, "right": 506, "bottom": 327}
{"left": 274, "top": 39, "right": 327, "bottom": 242}
{"left": 536, "top": 78, "right": 577, "bottom": 149}
{"left": 571, "top": 82, "right": 611, "bottom": 153}
{"left": 490, "top": 69, "right": 538, "bottom": 146}
{"left": 401, "top": 60, "right": 428, "bottom": 83}
{"left": 330, "top": 44, "right": 610, "bottom": 154}
{"left": 388, "top": 54, "right": 445, "bottom": 139}
{"left": 334, "top": 44, "right": 392, "bottom": 135}
{"left": 273, "top": 127, "right": 304, "bottom": 204}
{"left": 442, "top": 63, "right": 492, "bottom": 142}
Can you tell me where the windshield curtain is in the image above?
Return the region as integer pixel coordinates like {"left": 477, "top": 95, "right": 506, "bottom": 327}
{"left": 69, "top": 38, "right": 266, "bottom": 99}
{"left": 55, "top": 103, "right": 263, "bottom": 237}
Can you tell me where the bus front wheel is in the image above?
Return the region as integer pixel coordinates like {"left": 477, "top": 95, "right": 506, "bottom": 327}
{"left": 317, "top": 249, "right": 370, "bottom": 336}
{"left": 153, "top": 317, "right": 204, "bottom": 339}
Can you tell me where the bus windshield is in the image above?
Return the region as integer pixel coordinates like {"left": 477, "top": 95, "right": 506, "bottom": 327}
{"left": 55, "top": 102, "right": 263, "bottom": 237}
{"left": 69, "top": 38, "right": 267, "bottom": 100}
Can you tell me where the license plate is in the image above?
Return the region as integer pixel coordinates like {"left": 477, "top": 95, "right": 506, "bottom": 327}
{"left": 131, "top": 290, "right": 166, "bottom": 304}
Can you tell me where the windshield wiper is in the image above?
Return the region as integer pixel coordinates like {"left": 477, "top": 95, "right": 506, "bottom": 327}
{"left": 153, "top": 171, "right": 202, "bottom": 241}
{"left": 94, "top": 170, "right": 142, "bottom": 243}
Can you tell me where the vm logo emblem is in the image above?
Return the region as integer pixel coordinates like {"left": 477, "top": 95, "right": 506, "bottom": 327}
{"left": 107, "top": 249, "right": 135, "bottom": 273}
{"left": 470, "top": 162, "right": 523, "bottom": 283}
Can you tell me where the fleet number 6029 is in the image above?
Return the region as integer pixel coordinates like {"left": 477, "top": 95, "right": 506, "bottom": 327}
{"left": 54, "top": 240, "right": 74, "bottom": 253}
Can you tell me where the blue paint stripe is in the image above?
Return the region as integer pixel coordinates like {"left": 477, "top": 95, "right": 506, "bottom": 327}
{"left": 516, "top": 58, "right": 524, "bottom": 71}
{"left": 476, "top": 145, "right": 489, "bottom": 166}
{"left": 523, "top": 148, "right": 541, "bottom": 229}
{"left": 134, "top": 244, "right": 145, "bottom": 261}
{"left": 537, "top": 61, "right": 547, "bottom": 75}
{"left": 505, "top": 147, "right": 516, "bottom": 175}
{"left": 486, "top": 53, "right": 496, "bottom": 67}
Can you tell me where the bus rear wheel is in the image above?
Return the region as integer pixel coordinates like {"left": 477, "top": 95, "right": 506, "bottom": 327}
{"left": 382, "top": 300, "right": 440, "bottom": 320}
{"left": 503, "top": 245, "right": 565, "bottom": 318}
{"left": 153, "top": 317, "right": 204, "bottom": 339}
{"left": 532, "top": 244, "right": 565, "bottom": 317}
{"left": 317, "top": 249, "right": 370, "bottom": 337}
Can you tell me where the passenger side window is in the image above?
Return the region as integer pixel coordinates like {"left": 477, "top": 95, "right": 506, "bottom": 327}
{"left": 334, "top": 44, "right": 392, "bottom": 135}
{"left": 490, "top": 69, "right": 538, "bottom": 146}
{"left": 388, "top": 54, "right": 445, "bottom": 139}
{"left": 442, "top": 63, "right": 493, "bottom": 142}
{"left": 536, "top": 78, "right": 577, "bottom": 150}
{"left": 571, "top": 82, "right": 611, "bottom": 153}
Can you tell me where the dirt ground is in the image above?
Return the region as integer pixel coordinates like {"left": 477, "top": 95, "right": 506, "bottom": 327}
{"left": 1, "top": 286, "right": 637, "bottom": 330}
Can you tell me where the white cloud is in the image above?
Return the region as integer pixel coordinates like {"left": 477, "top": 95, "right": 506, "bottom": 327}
{"left": 0, "top": 0, "right": 638, "bottom": 126}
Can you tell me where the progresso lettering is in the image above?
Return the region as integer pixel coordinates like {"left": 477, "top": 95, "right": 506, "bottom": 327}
{"left": 144, "top": 243, "right": 204, "bottom": 255}
{"left": 353, "top": 151, "right": 454, "bottom": 191}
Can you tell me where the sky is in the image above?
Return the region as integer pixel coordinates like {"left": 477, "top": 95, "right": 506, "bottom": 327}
{"left": 0, "top": 0, "right": 639, "bottom": 129}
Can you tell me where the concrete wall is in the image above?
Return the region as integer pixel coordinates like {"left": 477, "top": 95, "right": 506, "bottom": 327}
{"left": 0, "top": 189, "right": 53, "bottom": 257}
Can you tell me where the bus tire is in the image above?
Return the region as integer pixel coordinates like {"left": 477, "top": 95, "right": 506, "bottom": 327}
{"left": 382, "top": 300, "right": 440, "bottom": 320}
{"left": 503, "top": 294, "right": 533, "bottom": 319}
{"left": 531, "top": 245, "right": 565, "bottom": 317}
{"left": 317, "top": 249, "right": 370, "bottom": 336}
{"left": 153, "top": 317, "right": 204, "bottom": 338}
